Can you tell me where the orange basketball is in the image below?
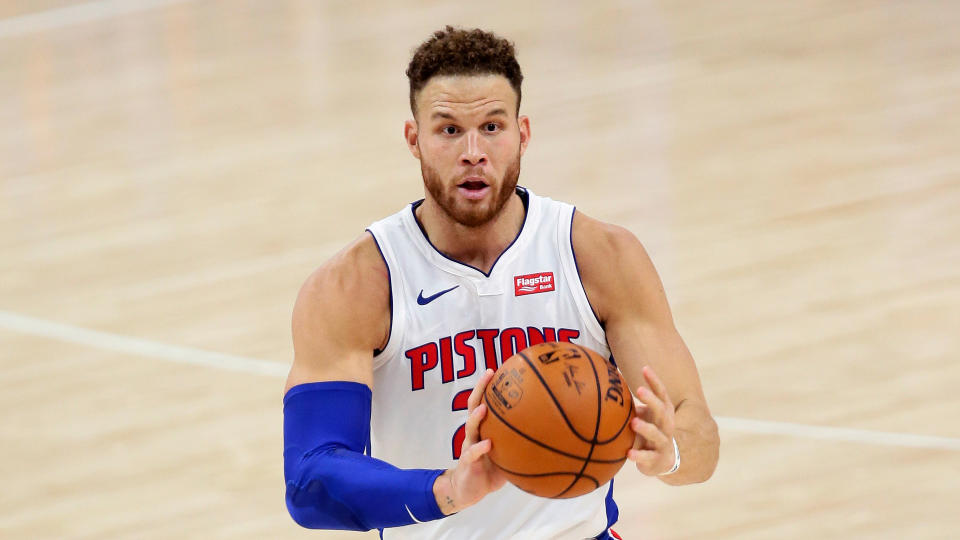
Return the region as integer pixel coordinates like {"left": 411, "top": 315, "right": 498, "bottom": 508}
{"left": 479, "top": 341, "right": 636, "bottom": 498}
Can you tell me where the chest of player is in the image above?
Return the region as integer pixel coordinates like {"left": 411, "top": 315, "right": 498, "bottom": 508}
{"left": 397, "top": 266, "right": 586, "bottom": 393}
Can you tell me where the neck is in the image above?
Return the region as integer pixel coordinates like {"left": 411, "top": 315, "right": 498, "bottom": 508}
{"left": 415, "top": 191, "right": 526, "bottom": 275}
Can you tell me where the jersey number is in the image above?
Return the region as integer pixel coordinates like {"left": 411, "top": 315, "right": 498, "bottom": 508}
{"left": 451, "top": 389, "right": 471, "bottom": 459}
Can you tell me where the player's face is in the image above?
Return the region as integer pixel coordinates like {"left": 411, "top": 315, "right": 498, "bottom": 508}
{"left": 405, "top": 75, "right": 530, "bottom": 227}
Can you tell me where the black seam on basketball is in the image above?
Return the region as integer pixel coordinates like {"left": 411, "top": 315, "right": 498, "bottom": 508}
{"left": 483, "top": 389, "right": 626, "bottom": 464}
{"left": 596, "top": 389, "right": 635, "bottom": 445}
{"left": 556, "top": 344, "right": 604, "bottom": 498}
{"left": 489, "top": 455, "right": 601, "bottom": 492}
{"left": 552, "top": 475, "right": 600, "bottom": 498}
{"left": 518, "top": 350, "right": 595, "bottom": 444}
{"left": 595, "top": 372, "right": 635, "bottom": 445}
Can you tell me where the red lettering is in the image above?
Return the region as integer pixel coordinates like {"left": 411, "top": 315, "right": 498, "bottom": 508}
{"left": 454, "top": 331, "right": 477, "bottom": 378}
{"left": 527, "top": 326, "right": 557, "bottom": 346}
{"left": 499, "top": 327, "right": 528, "bottom": 361}
{"left": 405, "top": 343, "right": 438, "bottom": 391}
{"left": 476, "top": 329, "right": 500, "bottom": 371}
{"left": 409, "top": 328, "right": 580, "bottom": 391}
{"left": 558, "top": 328, "right": 580, "bottom": 343}
{"left": 439, "top": 337, "right": 454, "bottom": 383}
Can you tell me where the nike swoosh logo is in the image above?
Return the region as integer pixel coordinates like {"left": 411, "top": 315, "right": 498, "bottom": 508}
{"left": 417, "top": 285, "right": 459, "bottom": 305}
{"left": 404, "top": 504, "right": 423, "bottom": 523}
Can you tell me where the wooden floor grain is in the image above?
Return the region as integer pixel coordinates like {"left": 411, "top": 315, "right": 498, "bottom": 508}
{"left": 1, "top": 1, "right": 958, "bottom": 538}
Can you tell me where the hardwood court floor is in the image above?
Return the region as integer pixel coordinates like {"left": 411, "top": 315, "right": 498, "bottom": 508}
{"left": 1, "top": 1, "right": 958, "bottom": 538}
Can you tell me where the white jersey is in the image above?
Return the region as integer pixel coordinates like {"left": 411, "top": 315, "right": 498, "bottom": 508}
{"left": 366, "top": 187, "right": 618, "bottom": 540}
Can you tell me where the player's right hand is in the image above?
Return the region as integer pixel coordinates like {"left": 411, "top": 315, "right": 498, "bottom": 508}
{"left": 433, "top": 369, "right": 507, "bottom": 515}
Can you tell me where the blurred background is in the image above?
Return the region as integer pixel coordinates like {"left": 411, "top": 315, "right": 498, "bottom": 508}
{"left": 1, "top": 0, "right": 958, "bottom": 538}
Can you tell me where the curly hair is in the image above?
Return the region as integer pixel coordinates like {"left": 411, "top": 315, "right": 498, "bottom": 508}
{"left": 406, "top": 25, "right": 523, "bottom": 117}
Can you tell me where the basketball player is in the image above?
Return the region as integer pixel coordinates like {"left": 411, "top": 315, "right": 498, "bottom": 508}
{"left": 283, "top": 26, "right": 719, "bottom": 539}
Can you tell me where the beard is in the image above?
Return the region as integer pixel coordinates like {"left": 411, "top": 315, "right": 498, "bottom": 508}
{"left": 420, "top": 150, "right": 521, "bottom": 228}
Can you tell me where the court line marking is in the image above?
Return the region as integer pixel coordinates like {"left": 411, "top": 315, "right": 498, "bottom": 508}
{"left": 0, "top": 0, "right": 195, "bottom": 39}
{"left": 715, "top": 416, "right": 960, "bottom": 451}
{"left": 2, "top": 309, "right": 959, "bottom": 451}
{"left": 0, "top": 309, "right": 287, "bottom": 378}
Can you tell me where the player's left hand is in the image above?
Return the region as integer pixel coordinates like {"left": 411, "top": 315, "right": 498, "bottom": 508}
{"left": 627, "top": 365, "right": 678, "bottom": 476}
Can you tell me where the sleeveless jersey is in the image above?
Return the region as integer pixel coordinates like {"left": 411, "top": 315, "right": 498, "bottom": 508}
{"left": 366, "top": 187, "right": 618, "bottom": 540}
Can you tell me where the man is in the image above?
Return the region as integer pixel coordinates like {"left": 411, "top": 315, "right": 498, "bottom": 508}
{"left": 283, "top": 26, "right": 719, "bottom": 539}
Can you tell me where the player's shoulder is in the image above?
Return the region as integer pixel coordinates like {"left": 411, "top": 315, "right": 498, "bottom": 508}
{"left": 295, "top": 232, "right": 389, "bottom": 324}
{"left": 288, "top": 233, "right": 388, "bottom": 391}
{"left": 571, "top": 210, "right": 659, "bottom": 320}
{"left": 305, "top": 232, "right": 386, "bottom": 286}
{"left": 571, "top": 209, "right": 646, "bottom": 259}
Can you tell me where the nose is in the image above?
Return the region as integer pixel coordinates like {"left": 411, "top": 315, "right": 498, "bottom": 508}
{"left": 459, "top": 130, "right": 487, "bottom": 167}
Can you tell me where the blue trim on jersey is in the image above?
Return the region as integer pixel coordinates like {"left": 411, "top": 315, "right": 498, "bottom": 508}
{"left": 604, "top": 479, "right": 619, "bottom": 530}
{"left": 569, "top": 207, "right": 604, "bottom": 329}
{"left": 365, "top": 230, "right": 393, "bottom": 357}
{"left": 591, "top": 479, "right": 620, "bottom": 539}
{"left": 408, "top": 186, "right": 530, "bottom": 278}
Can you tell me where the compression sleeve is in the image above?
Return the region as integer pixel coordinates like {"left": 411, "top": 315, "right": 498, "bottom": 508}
{"left": 283, "top": 381, "right": 447, "bottom": 530}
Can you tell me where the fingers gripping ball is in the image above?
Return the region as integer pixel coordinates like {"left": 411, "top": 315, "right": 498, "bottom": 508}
{"left": 479, "top": 342, "right": 635, "bottom": 498}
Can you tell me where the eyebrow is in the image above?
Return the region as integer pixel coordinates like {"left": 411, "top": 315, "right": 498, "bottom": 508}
{"left": 429, "top": 108, "right": 509, "bottom": 121}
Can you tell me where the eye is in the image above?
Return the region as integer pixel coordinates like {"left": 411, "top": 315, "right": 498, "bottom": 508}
{"left": 442, "top": 126, "right": 458, "bottom": 135}
{"left": 484, "top": 122, "right": 499, "bottom": 132}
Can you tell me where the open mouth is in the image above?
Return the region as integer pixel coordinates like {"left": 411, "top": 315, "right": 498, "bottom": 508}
{"left": 457, "top": 178, "right": 490, "bottom": 200}
{"left": 459, "top": 179, "right": 488, "bottom": 190}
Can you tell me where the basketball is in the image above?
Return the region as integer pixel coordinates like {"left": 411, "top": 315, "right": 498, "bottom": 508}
{"left": 479, "top": 341, "right": 636, "bottom": 499}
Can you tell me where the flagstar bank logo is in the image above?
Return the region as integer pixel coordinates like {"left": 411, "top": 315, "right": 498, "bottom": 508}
{"left": 514, "top": 272, "right": 555, "bottom": 296}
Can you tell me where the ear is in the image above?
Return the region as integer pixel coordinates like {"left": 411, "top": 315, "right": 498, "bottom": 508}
{"left": 404, "top": 119, "right": 421, "bottom": 160}
{"left": 518, "top": 115, "right": 531, "bottom": 157}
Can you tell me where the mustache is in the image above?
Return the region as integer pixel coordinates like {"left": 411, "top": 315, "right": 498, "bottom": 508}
{"left": 457, "top": 170, "right": 490, "bottom": 185}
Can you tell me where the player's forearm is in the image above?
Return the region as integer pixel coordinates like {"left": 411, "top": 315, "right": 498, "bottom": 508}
{"left": 660, "top": 399, "right": 719, "bottom": 485}
{"left": 286, "top": 446, "right": 445, "bottom": 529}
{"left": 284, "top": 381, "right": 447, "bottom": 530}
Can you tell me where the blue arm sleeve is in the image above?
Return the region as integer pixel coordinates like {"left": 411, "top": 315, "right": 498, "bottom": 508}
{"left": 283, "top": 381, "right": 447, "bottom": 531}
